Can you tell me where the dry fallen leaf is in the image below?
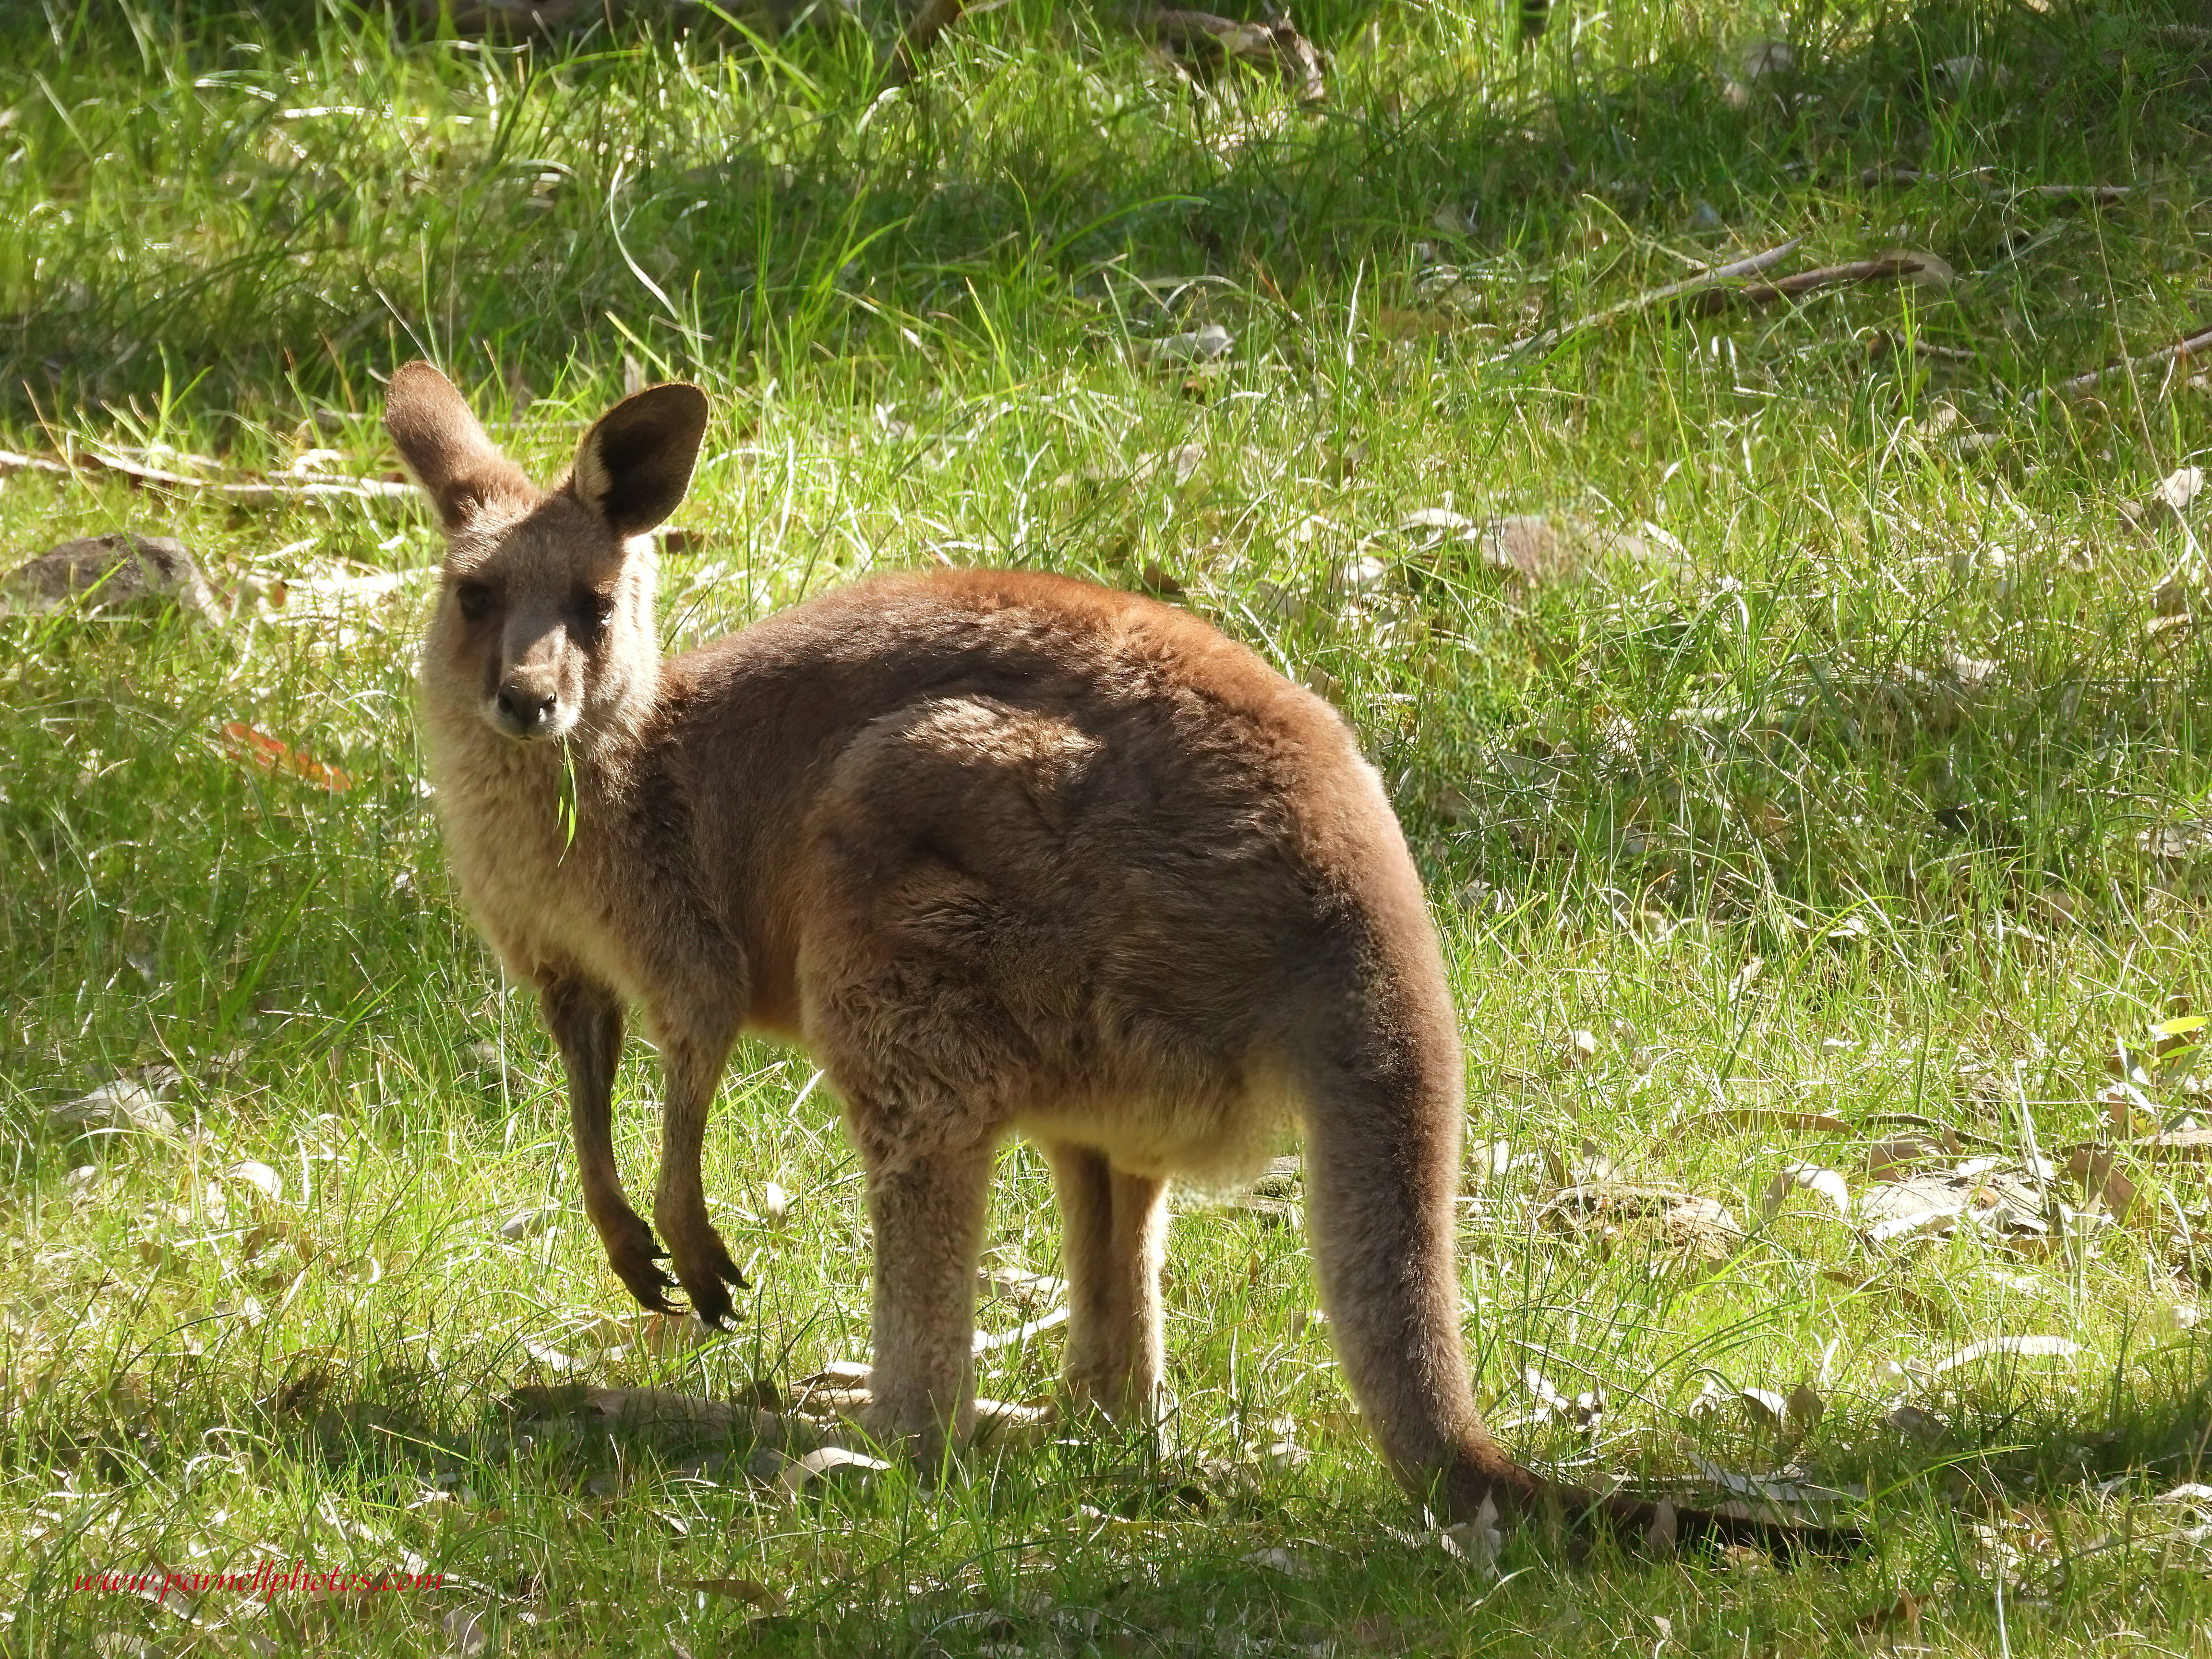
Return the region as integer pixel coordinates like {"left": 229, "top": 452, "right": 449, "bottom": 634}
{"left": 1887, "top": 1402, "right": 1947, "bottom": 1443}
{"left": 51, "top": 1071, "right": 180, "bottom": 1137}
{"left": 1438, "top": 1493, "right": 1503, "bottom": 1574}
{"left": 1737, "top": 1386, "right": 1788, "bottom": 1428}
{"left": 1687, "top": 1457, "right": 1856, "bottom": 1508}
{"left": 496, "top": 1205, "right": 558, "bottom": 1241}
{"left": 672, "top": 1577, "right": 786, "bottom": 1611}
{"left": 1931, "top": 1334, "right": 2080, "bottom": 1373}
{"left": 1685, "top": 1375, "right": 1729, "bottom": 1421}
{"left": 220, "top": 721, "right": 353, "bottom": 792}
{"left": 761, "top": 1180, "right": 792, "bottom": 1228}
{"left": 1140, "top": 9, "right": 1327, "bottom": 101}
{"left": 1860, "top": 1164, "right": 2046, "bottom": 1244}
{"left": 1931, "top": 53, "right": 2013, "bottom": 92}
{"left": 972, "top": 1396, "right": 1057, "bottom": 1449}
{"left": 1396, "top": 506, "right": 1474, "bottom": 539}
{"left": 979, "top": 1263, "right": 1068, "bottom": 1311}
{"left": 1886, "top": 249, "right": 1957, "bottom": 290}
{"left": 522, "top": 1337, "right": 580, "bottom": 1374}
{"left": 1244, "top": 1546, "right": 1315, "bottom": 1578}
{"left": 801, "top": 1359, "right": 873, "bottom": 1390}
{"left": 2137, "top": 466, "right": 2206, "bottom": 526}
{"left": 1524, "top": 1365, "right": 1571, "bottom": 1419}
{"left": 1787, "top": 1381, "right": 1826, "bottom": 1432}
{"left": 1132, "top": 325, "right": 1232, "bottom": 368}
{"left": 442, "top": 1606, "right": 492, "bottom": 1659}
{"left": 226, "top": 1160, "right": 283, "bottom": 1203}
{"left": 1720, "top": 39, "right": 1792, "bottom": 107}
{"left": 1856, "top": 1591, "right": 1923, "bottom": 1643}
{"left": 974, "top": 1303, "right": 1073, "bottom": 1355}
{"left": 2065, "top": 1146, "right": 2141, "bottom": 1221}
{"left": 779, "top": 1445, "right": 890, "bottom": 1496}
{"left": 1762, "top": 1162, "right": 1851, "bottom": 1221}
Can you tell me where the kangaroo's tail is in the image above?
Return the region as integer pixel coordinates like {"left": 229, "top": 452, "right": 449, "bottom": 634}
{"left": 1296, "top": 952, "right": 1863, "bottom": 1557}
{"left": 1294, "top": 938, "right": 1539, "bottom": 1522}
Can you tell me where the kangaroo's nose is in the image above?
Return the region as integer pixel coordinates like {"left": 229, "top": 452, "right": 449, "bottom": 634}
{"left": 496, "top": 684, "right": 557, "bottom": 734}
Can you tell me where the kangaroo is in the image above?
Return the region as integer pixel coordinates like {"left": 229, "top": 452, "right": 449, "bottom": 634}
{"left": 388, "top": 361, "right": 1846, "bottom": 1552}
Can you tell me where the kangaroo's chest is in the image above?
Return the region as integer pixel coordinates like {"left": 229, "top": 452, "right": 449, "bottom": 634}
{"left": 431, "top": 744, "right": 653, "bottom": 1003}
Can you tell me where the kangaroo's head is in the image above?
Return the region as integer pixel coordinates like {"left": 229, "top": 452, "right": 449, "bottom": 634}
{"left": 386, "top": 361, "right": 709, "bottom": 746}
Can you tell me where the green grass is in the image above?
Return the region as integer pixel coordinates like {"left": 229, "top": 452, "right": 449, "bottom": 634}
{"left": 5, "top": 0, "right": 2212, "bottom": 1651}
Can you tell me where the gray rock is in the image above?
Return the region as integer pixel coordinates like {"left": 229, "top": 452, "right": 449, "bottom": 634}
{"left": 1, "top": 533, "right": 216, "bottom": 617}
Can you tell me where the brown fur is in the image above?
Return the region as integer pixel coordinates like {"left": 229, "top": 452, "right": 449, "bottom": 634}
{"left": 388, "top": 362, "right": 1851, "bottom": 1552}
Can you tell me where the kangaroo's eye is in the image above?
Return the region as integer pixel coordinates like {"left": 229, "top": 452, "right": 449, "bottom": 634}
{"left": 574, "top": 591, "right": 616, "bottom": 639}
{"left": 455, "top": 581, "right": 496, "bottom": 621}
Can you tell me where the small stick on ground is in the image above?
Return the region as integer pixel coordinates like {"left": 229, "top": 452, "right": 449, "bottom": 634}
{"left": 0, "top": 446, "right": 412, "bottom": 504}
{"left": 1499, "top": 239, "right": 1802, "bottom": 361}
{"left": 1681, "top": 252, "right": 1949, "bottom": 315}
{"left": 1503, "top": 245, "right": 1951, "bottom": 361}
{"left": 2042, "top": 323, "right": 2212, "bottom": 403}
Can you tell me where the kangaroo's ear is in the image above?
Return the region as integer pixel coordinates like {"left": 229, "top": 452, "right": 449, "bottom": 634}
{"left": 568, "top": 383, "right": 709, "bottom": 538}
{"left": 385, "top": 361, "right": 532, "bottom": 533}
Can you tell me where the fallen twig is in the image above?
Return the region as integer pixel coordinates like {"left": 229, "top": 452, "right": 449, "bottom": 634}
{"left": 0, "top": 445, "right": 412, "bottom": 504}
{"left": 1865, "top": 333, "right": 1979, "bottom": 365}
{"left": 1682, "top": 252, "right": 1949, "bottom": 314}
{"left": 1500, "top": 238, "right": 1802, "bottom": 360}
{"left": 2063, "top": 1127, "right": 2212, "bottom": 1162}
{"left": 972, "top": 1302, "right": 1071, "bottom": 1354}
{"left": 1857, "top": 165, "right": 2139, "bottom": 204}
{"left": 2043, "top": 323, "right": 2212, "bottom": 403}
{"left": 2011, "top": 182, "right": 2138, "bottom": 203}
{"left": 1503, "top": 241, "right": 1952, "bottom": 361}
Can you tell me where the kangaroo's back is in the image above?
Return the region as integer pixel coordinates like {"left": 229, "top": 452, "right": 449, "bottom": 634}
{"left": 656, "top": 568, "right": 1435, "bottom": 1090}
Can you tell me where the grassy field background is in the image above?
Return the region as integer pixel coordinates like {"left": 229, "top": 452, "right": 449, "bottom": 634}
{"left": 5, "top": 0, "right": 2212, "bottom": 1651}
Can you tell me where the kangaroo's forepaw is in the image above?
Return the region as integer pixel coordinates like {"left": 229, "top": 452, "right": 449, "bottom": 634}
{"left": 686, "top": 1279, "right": 736, "bottom": 1331}
{"left": 670, "top": 1224, "right": 748, "bottom": 1329}
{"left": 709, "top": 1235, "right": 749, "bottom": 1292}
{"left": 599, "top": 1212, "right": 682, "bottom": 1315}
{"left": 614, "top": 1254, "right": 683, "bottom": 1316}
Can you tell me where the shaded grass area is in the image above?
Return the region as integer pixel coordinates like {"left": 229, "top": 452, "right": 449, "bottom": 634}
{"left": 5, "top": 0, "right": 2212, "bottom": 1653}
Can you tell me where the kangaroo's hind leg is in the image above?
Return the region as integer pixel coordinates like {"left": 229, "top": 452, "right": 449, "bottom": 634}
{"left": 857, "top": 1135, "right": 998, "bottom": 1468}
{"left": 1046, "top": 1142, "right": 1166, "bottom": 1423}
{"left": 541, "top": 974, "right": 677, "bottom": 1314}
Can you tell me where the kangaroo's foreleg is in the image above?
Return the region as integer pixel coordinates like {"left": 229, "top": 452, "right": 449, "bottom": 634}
{"left": 652, "top": 1022, "right": 749, "bottom": 1328}
{"left": 1046, "top": 1142, "right": 1166, "bottom": 1423}
{"left": 541, "top": 975, "right": 678, "bottom": 1314}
